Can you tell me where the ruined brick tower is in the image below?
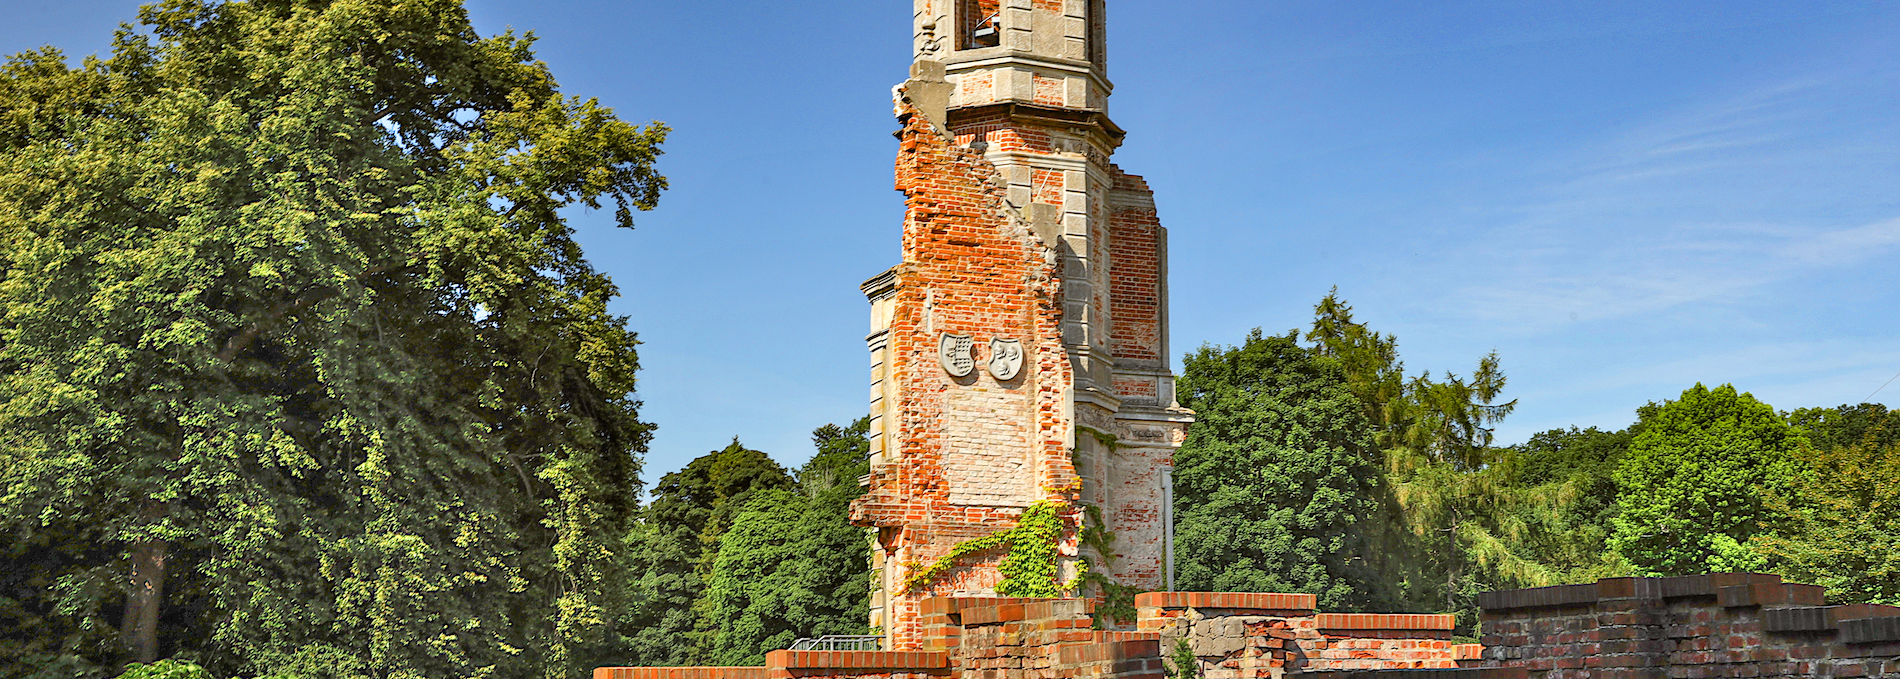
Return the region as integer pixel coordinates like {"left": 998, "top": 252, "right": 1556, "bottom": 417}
{"left": 851, "top": 0, "right": 1192, "bottom": 650}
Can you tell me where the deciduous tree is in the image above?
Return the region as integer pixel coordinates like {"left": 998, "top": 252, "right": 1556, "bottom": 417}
{"left": 1759, "top": 411, "right": 1900, "bottom": 604}
{"left": 1172, "top": 329, "right": 1388, "bottom": 611}
{"left": 695, "top": 419, "right": 873, "bottom": 666}
{"left": 1608, "top": 384, "right": 1809, "bottom": 576}
{"left": 0, "top": 1, "right": 665, "bottom": 676}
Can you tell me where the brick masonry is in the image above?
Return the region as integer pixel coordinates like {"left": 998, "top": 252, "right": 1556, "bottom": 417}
{"left": 855, "top": 0, "right": 1192, "bottom": 650}
{"left": 1133, "top": 593, "right": 1470, "bottom": 677}
{"left": 598, "top": 594, "right": 1515, "bottom": 679}
{"left": 1476, "top": 573, "right": 1900, "bottom": 678}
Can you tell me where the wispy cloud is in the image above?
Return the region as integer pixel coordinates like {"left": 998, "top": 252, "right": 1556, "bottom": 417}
{"left": 1435, "top": 69, "right": 1900, "bottom": 334}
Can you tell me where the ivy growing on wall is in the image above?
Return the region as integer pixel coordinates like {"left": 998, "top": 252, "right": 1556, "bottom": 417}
{"left": 902, "top": 436, "right": 1145, "bottom": 624}
{"left": 903, "top": 499, "right": 1075, "bottom": 596}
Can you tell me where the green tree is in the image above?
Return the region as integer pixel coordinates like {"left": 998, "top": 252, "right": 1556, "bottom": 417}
{"left": 1758, "top": 414, "right": 1900, "bottom": 604}
{"left": 1786, "top": 403, "right": 1899, "bottom": 454}
{"left": 0, "top": 1, "right": 665, "bottom": 676}
{"left": 695, "top": 419, "right": 873, "bottom": 666}
{"left": 622, "top": 439, "right": 791, "bottom": 666}
{"left": 1396, "top": 426, "right": 1637, "bottom": 629}
{"left": 1305, "top": 289, "right": 1515, "bottom": 470}
{"left": 1608, "top": 384, "right": 1810, "bottom": 576}
{"left": 1483, "top": 426, "right": 1633, "bottom": 580}
{"left": 1300, "top": 291, "right": 1519, "bottom": 622}
{"left": 1172, "top": 329, "right": 1388, "bottom": 611}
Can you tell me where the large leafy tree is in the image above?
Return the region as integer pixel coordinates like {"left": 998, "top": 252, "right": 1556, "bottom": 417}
{"left": 1759, "top": 404, "right": 1900, "bottom": 604}
{"left": 1786, "top": 403, "right": 1899, "bottom": 454}
{"left": 0, "top": 1, "right": 666, "bottom": 677}
{"left": 696, "top": 419, "right": 873, "bottom": 666}
{"left": 622, "top": 439, "right": 791, "bottom": 666}
{"left": 1608, "top": 384, "right": 1810, "bottom": 576}
{"left": 1171, "top": 329, "right": 1388, "bottom": 611}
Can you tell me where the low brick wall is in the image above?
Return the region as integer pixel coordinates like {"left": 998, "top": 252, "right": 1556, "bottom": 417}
{"left": 1133, "top": 592, "right": 1467, "bottom": 677}
{"left": 598, "top": 593, "right": 1513, "bottom": 679}
{"left": 595, "top": 668, "right": 772, "bottom": 679}
{"left": 1477, "top": 572, "right": 1900, "bottom": 678}
{"left": 928, "top": 596, "right": 1165, "bottom": 679}
{"left": 593, "top": 652, "right": 949, "bottom": 679}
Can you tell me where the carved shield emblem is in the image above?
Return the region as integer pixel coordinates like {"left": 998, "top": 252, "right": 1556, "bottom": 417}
{"left": 987, "top": 338, "right": 1024, "bottom": 381}
{"left": 939, "top": 333, "right": 975, "bottom": 377}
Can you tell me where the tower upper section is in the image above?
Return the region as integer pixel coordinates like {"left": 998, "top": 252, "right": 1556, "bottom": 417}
{"left": 913, "top": 0, "right": 1110, "bottom": 113}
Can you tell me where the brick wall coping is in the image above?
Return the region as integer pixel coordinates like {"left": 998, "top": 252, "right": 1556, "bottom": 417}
{"left": 1093, "top": 630, "right": 1162, "bottom": 644}
{"left": 1477, "top": 573, "right": 1835, "bottom": 612}
{"left": 957, "top": 600, "right": 1092, "bottom": 626}
{"left": 918, "top": 596, "right": 1094, "bottom": 617}
{"left": 761, "top": 651, "right": 950, "bottom": 670}
{"left": 1315, "top": 613, "right": 1456, "bottom": 631}
{"left": 594, "top": 668, "right": 769, "bottom": 679}
{"left": 1842, "top": 616, "right": 1900, "bottom": 645}
{"left": 1298, "top": 670, "right": 1527, "bottom": 679}
{"left": 1762, "top": 603, "right": 1900, "bottom": 633}
{"left": 1451, "top": 643, "right": 1483, "bottom": 661}
{"left": 1131, "top": 591, "right": 1317, "bottom": 612}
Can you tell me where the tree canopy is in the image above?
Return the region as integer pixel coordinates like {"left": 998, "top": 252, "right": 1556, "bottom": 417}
{"left": 1758, "top": 405, "right": 1900, "bottom": 605}
{"left": 0, "top": 0, "right": 666, "bottom": 677}
{"left": 1171, "top": 329, "right": 1387, "bottom": 610}
{"left": 695, "top": 419, "right": 873, "bottom": 666}
{"left": 621, "top": 439, "right": 791, "bottom": 667}
{"left": 1608, "top": 384, "right": 1810, "bottom": 576}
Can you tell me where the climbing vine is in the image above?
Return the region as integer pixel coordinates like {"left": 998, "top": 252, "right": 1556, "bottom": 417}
{"left": 903, "top": 499, "right": 1074, "bottom": 595}
{"left": 1073, "top": 505, "right": 1141, "bottom": 625}
{"left": 901, "top": 441, "right": 1144, "bottom": 625}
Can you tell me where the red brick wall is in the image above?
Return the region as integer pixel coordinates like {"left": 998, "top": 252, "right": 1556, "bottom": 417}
{"left": 1106, "top": 169, "right": 1161, "bottom": 367}
{"left": 597, "top": 592, "right": 1514, "bottom": 679}
{"left": 1134, "top": 592, "right": 1466, "bottom": 677}
{"left": 852, "top": 101, "right": 1078, "bottom": 649}
{"left": 1478, "top": 573, "right": 1900, "bottom": 678}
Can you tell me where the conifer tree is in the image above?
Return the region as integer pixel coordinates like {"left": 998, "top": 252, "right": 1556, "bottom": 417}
{"left": 0, "top": 1, "right": 665, "bottom": 676}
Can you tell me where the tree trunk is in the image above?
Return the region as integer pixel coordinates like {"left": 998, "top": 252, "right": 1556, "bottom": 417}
{"left": 1446, "top": 509, "right": 1460, "bottom": 613}
{"left": 121, "top": 536, "right": 168, "bottom": 664}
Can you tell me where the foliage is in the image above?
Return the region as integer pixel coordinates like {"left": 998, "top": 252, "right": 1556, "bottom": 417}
{"left": 1071, "top": 504, "right": 1138, "bottom": 626}
{"left": 118, "top": 661, "right": 212, "bottom": 679}
{"left": 1757, "top": 411, "right": 1900, "bottom": 605}
{"left": 903, "top": 500, "right": 1075, "bottom": 598}
{"left": 1609, "top": 384, "right": 1810, "bottom": 576}
{"left": 1171, "top": 329, "right": 1388, "bottom": 611}
{"left": 1276, "top": 292, "right": 1630, "bottom": 628}
{"left": 1786, "top": 403, "right": 1899, "bottom": 454}
{"left": 0, "top": 0, "right": 665, "bottom": 677}
{"left": 695, "top": 419, "right": 873, "bottom": 666}
{"left": 1481, "top": 427, "right": 1634, "bottom": 581}
{"left": 622, "top": 439, "right": 790, "bottom": 666}
{"left": 1163, "top": 637, "right": 1201, "bottom": 679}
{"left": 1306, "top": 289, "right": 1515, "bottom": 470}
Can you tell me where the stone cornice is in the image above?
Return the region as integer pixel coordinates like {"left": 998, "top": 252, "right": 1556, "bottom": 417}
{"left": 946, "top": 102, "right": 1126, "bottom": 145}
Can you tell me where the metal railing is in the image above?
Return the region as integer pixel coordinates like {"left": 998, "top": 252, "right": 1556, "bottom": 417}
{"left": 788, "top": 635, "right": 884, "bottom": 651}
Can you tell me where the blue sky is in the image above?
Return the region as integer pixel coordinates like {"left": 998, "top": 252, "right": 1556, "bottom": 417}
{"left": 6, "top": 1, "right": 1897, "bottom": 480}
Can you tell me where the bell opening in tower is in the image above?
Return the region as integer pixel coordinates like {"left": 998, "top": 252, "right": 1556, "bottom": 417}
{"left": 961, "top": 0, "right": 1002, "bottom": 49}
